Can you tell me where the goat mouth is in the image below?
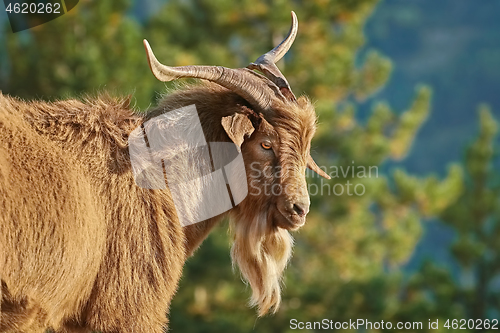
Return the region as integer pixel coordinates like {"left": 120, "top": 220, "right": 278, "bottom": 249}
{"left": 274, "top": 204, "right": 306, "bottom": 231}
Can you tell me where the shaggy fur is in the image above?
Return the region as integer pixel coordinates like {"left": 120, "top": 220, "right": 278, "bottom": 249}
{"left": 0, "top": 81, "right": 317, "bottom": 332}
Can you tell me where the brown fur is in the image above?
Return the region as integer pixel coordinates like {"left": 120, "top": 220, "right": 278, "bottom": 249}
{"left": 0, "top": 81, "right": 317, "bottom": 332}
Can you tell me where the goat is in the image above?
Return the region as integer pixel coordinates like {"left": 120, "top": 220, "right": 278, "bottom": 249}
{"left": 0, "top": 12, "right": 329, "bottom": 333}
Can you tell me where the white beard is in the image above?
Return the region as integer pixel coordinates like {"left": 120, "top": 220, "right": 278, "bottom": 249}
{"left": 230, "top": 212, "right": 293, "bottom": 316}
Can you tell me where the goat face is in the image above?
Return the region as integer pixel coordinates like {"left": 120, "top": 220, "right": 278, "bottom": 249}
{"left": 143, "top": 11, "right": 330, "bottom": 315}
{"left": 230, "top": 98, "right": 317, "bottom": 231}
{"left": 223, "top": 99, "right": 319, "bottom": 315}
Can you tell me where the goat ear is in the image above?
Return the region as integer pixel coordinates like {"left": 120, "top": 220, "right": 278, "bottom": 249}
{"left": 221, "top": 113, "right": 255, "bottom": 151}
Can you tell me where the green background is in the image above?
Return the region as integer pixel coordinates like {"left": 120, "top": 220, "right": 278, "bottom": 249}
{"left": 1, "top": 0, "right": 499, "bottom": 331}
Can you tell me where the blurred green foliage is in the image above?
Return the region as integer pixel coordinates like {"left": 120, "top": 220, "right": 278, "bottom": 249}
{"left": 1, "top": 0, "right": 498, "bottom": 332}
{"left": 364, "top": 0, "right": 500, "bottom": 175}
{"left": 2, "top": 0, "right": 155, "bottom": 106}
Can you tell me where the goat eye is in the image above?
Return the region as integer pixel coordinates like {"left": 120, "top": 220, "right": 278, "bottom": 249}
{"left": 261, "top": 142, "right": 272, "bottom": 150}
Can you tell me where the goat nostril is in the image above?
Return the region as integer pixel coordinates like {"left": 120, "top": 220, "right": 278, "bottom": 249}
{"left": 293, "top": 203, "right": 307, "bottom": 217}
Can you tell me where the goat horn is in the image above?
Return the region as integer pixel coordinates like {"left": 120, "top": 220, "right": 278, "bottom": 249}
{"left": 247, "top": 11, "right": 298, "bottom": 101}
{"left": 143, "top": 39, "right": 280, "bottom": 112}
{"left": 307, "top": 155, "right": 331, "bottom": 179}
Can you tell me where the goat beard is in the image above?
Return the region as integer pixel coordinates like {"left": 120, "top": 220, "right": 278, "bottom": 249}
{"left": 230, "top": 211, "right": 293, "bottom": 316}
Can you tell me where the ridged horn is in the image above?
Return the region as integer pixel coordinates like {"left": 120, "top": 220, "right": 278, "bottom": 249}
{"left": 247, "top": 11, "right": 298, "bottom": 101}
{"left": 307, "top": 155, "right": 330, "bottom": 179}
{"left": 143, "top": 39, "right": 279, "bottom": 111}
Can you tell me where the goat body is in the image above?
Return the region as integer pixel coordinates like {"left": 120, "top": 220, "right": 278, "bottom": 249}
{"left": 0, "top": 93, "right": 190, "bottom": 332}
{"left": 0, "top": 12, "right": 326, "bottom": 332}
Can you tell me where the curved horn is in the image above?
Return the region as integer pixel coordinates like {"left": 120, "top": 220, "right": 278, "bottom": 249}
{"left": 143, "top": 39, "right": 279, "bottom": 112}
{"left": 247, "top": 11, "right": 298, "bottom": 101}
{"left": 307, "top": 155, "right": 331, "bottom": 179}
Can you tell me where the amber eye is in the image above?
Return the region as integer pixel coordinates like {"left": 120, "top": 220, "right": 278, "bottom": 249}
{"left": 261, "top": 142, "right": 272, "bottom": 150}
